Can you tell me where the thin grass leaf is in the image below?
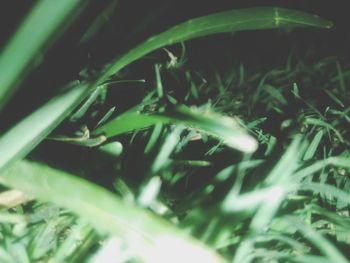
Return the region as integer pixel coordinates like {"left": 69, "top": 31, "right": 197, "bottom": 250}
{"left": 308, "top": 204, "right": 350, "bottom": 229}
{"left": 151, "top": 126, "right": 184, "bottom": 172}
{"left": 292, "top": 255, "right": 330, "bottom": 263}
{"left": 95, "top": 106, "right": 116, "bottom": 128}
{"left": 249, "top": 185, "right": 286, "bottom": 233}
{"left": 284, "top": 216, "right": 348, "bottom": 263}
{"left": 303, "top": 130, "right": 324, "bottom": 160}
{"left": 294, "top": 157, "right": 350, "bottom": 181}
{"left": 53, "top": 221, "right": 94, "bottom": 263}
{"left": 98, "top": 7, "right": 332, "bottom": 82}
{"left": 265, "top": 136, "right": 305, "bottom": 184}
{"left": 138, "top": 176, "right": 162, "bottom": 207}
{"left": 222, "top": 185, "right": 296, "bottom": 213}
{"left": 0, "top": 82, "right": 90, "bottom": 174}
{"left": 31, "top": 221, "right": 57, "bottom": 259}
{"left": 323, "top": 89, "right": 345, "bottom": 108}
{"left": 0, "top": 0, "right": 88, "bottom": 111}
{"left": 79, "top": 0, "right": 118, "bottom": 45}
{"left": 144, "top": 123, "right": 163, "bottom": 154}
{"left": 93, "top": 104, "right": 258, "bottom": 153}
{"left": 70, "top": 84, "right": 106, "bottom": 122}
{"left": 300, "top": 182, "right": 350, "bottom": 205}
{"left": 155, "top": 64, "right": 164, "bottom": 98}
{"left": 233, "top": 239, "right": 255, "bottom": 263}
{"left": 263, "top": 84, "right": 288, "bottom": 105}
{"left": 305, "top": 118, "right": 344, "bottom": 143}
{"left": 256, "top": 233, "right": 307, "bottom": 254}
{"left": 335, "top": 61, "right": 346, "bottom": 93}
{"left": 0, "top": 160, "right": 227, "bottom": 263}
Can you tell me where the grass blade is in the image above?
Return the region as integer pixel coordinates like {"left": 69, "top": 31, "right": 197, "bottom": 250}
{"left": 99, "top": 7, "right": 332, "bottom": 81}
{"left": 0, "top": 82, "right": 89, "bottom": 174}
{"left": 0, "top": 7, "right": 331, "bottom": 173}
{"left": 303, "top": 130, "right": 324, "bottom": 160}
{"left": 0, "top": 160, "right": 227, "bottom": 263}
{"left": 0, "top": 0, "right": 88, "bottom": 111}
{"left": 93, "top": 104, "right": 258, "bottom": 153}
{"left": 285, "top": 216, "right": 348, "bottom": 263}
{"left": 300, "top": 182, "right": 350, "bottom": 205}
{"left": 0, "top": 6, "right": 332, "bottom": 172}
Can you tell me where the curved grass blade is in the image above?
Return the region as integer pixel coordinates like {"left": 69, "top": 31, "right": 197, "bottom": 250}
{"left": 284, "top": 216, "right": 348, "bottom": 263}
{"left": 99, "top": 7, "right": 332, "bottom": 81}
{"left": 0, "top": 0, "right": 88, "bottom": 111}
{"left": 0, "top": 82, "right": 90, "bottom": 174}
{"left": 0, "top": 160, "right": 227, "bottom": 263}
{"left": 93, "top": 104, "right": 258, "bottom": 153}
{"left": 0, "top": 7, "right": 331, "bottom": 173}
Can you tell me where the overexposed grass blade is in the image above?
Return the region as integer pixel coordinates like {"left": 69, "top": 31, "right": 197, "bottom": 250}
{"left": 94, "top": 104, "right": 258, "bottom": 153}
{"left": 0, "top": 160, "right": 227, "bottom": 263}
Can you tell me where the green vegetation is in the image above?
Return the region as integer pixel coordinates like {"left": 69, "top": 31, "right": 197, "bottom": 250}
{"left": 0, "top": 2, "right": 349, "bottom": 262}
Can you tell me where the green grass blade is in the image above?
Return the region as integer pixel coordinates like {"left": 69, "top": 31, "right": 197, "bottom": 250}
{"left": 0, "top": 6, "right": 330, "bottom": 171}
{"left": 0, "top": 82, "right": 90, "bottom": 174}
{"left": 300, "top": 182, "right": 350, "bottom": 205}
{"left": 265, "top": 136, "right": 305, "bottom": 184}
{"left": 78, "top": 0, "right": 118, "bottom": 45}
{"left": 305, "top": 118, "right": 344, "bottom": 143}
{"left": 93, "top": 104, "right": 258, "bottom": 153}
{"left": 99, "top": 7, "right": 332, "bottom": 80}
{"left": 303, "top": 130, "right": 324, "bottom": 160}
{"left": 0, "top": 6, "right": 332, "bottom": 175}
{"left": 294, "top": 157, "right": 350, "bottom": 181}
{"left": 0, "top": 0, "right": 88, "bottom": 111}
{"left": 285, "top": 216, "right": 348, "bottom": 263}
{"left": 0, "top": 160, "right": 227, "bottom": 263}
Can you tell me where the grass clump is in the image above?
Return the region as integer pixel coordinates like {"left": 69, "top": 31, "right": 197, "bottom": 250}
{"left": 0, "top": 1, "right": 349, "bottom": 262}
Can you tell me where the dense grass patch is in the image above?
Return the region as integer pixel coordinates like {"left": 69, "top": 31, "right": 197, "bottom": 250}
{"left": 0, "top": 1, "right": 349, "bottom": 262}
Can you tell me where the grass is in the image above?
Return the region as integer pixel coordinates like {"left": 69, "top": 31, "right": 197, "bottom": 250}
{"left": 0, "top": 1, "right": 349, "bottom": 262}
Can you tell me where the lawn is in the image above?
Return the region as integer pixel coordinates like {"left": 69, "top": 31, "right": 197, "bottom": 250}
{"left": 0, "top": 1, "right": 349, "bottom": 262}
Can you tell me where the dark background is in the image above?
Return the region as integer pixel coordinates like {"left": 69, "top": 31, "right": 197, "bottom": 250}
{"left": 0, "top": 0, "right": 349, "bottom": 132}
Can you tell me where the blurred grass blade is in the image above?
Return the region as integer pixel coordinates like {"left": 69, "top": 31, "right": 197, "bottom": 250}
{"left": 303, "top": 130, "right": 324, "bottom": 160}
{"left": 305, "top": 118, "right": 344, "bottom": 143}
{"left": 54, "top": 221, "right": 95, "bottom": 262}
{"left": 294, "top": 157, "right": 350, "bottom": 181}
{"left": 79, "top": 0, "right": 118, "bottom": 45}
{"left": 0, "top": 160, "right": 227, "bottom": 263}
{"left": 151, "top": 126, "right": 184, "bottom": 172}
{"left": 301, "top": 182, "right": 350, "bottom": 205}
{"left": 99, "top": 7, "right": 332, "bottom": 80}
{"left": 93, "top": 104, "right": 258, "bottom": 153}
{"left": 265, "top": 136, "right": 305, "bottom": 184}
{"left": 0, "top": 0, "right": 88, "bottom": 111}
{"left": 0, "top": 82, "right": 89, "bottom": 174}
{"left": 285, "top": 216, "right": 348, "bottom": 263}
